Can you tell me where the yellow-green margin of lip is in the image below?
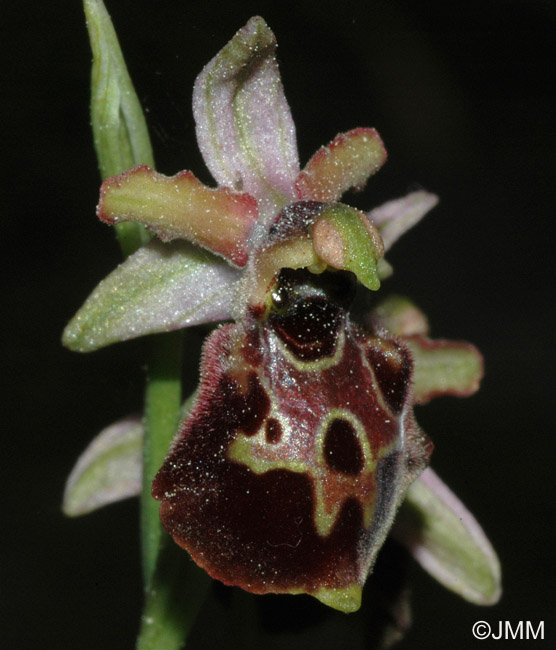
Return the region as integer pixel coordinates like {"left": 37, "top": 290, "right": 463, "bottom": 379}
{"left": 314, "top": 583, "right": 363, "bottom": 613}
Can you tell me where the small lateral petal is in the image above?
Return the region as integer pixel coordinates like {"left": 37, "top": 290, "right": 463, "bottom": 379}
{"left": 405, "top": 335, "right": 483, "bottom": 404}
{"left": 369, "top": 191, "right": 438, "bottom": 251}
{"left": 62, "top": 239, "right": 239, "bottom": 352}
{"left": 193, "top": 16, "right": 299, "bottom": 218}
{"left": 295, "top": 128, "right": 387, "bottom": 202}
{"left": 98, "top": 165, "right": 257, "bottom": 266}
{"left": 63, "top": 416, "right": 143, "bottom": 516}
{"left": 392, "top": 469, "right": 501, "bottom": 605}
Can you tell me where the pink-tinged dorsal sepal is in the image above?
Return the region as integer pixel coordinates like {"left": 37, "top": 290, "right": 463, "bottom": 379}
{"left": 193, "top": 17, "right": 300, "bottom": 222}
{"left": 153, "top": 267, "right": 432, "bottom": 612}
{"left": 98, "top": 165, "right": 258, "bottom": 267}
{"left": 295, "top": 128, "right": 387, "bottom": 203}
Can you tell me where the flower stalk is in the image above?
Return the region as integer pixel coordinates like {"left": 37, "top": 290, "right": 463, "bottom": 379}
{"left": 141, "top": 332, "right": 184, "bottom": 586}
{"left": 83, "top": 3, "right": 204, "bottom": 648}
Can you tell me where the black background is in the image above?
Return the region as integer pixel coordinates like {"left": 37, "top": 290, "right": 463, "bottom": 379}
{"left": 3, "top": 1, "right": 555, "bottom": 648}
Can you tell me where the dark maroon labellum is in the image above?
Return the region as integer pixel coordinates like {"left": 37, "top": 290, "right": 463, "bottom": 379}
{"left": 153, "top": 268, "right": 431, "bottom": 612}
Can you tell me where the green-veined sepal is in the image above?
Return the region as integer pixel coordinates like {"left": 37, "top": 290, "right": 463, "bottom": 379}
{"left": 63, "top": 416, "right": 142, "bottom": 516}
{"left": 393, "top": 468, "right": 501, "bottom": 605}
{"left": 63, "top": 239, "right": 239, "bottom": 352}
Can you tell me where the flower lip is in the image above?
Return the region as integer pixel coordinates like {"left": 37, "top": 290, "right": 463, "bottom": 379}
{"left": 268, "top": 294, "right": 344, "bottom": 361}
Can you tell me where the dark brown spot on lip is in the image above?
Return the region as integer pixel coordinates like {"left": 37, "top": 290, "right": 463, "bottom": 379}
{"left": 323, "top": 419, "right": 364, "bottom": 475}
{"left": 269, "top": 297, "right": 342, "bottom": 361}
{"left": 265, "top": 418, "right": 282, "bottom": 444}
{"left": 237, "top": 372, "right": 271, "bottom": 436}
{"left": 365, "top": 340, "right": 411, "bottom": 414}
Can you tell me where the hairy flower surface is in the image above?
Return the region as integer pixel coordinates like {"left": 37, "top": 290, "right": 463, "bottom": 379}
{"left": 64, "top": 16, "right": 500, "bottom": 614}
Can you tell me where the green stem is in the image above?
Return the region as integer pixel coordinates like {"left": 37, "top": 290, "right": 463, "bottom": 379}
{"left": 136, "top": 540, "right": 210, "bottom": 650}
{"left": 141, "top": 331, "right": 184, "bottom": 587}
{"left": 84, "top": 3, "right": 208, "bottom": 648}
{"left": 137, "top": 388, "right": 211, "bottom": 650}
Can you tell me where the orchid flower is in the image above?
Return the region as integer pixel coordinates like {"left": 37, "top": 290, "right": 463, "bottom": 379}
{"left": 63, "top": 14, "right": 500, "bottom": 619}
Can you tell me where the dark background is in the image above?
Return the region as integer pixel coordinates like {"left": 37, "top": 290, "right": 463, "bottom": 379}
{"left": 3, "top": 0, "right": 555, "bottom": 648}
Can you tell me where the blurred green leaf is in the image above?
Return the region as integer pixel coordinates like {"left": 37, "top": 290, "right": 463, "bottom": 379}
{"left": 83, "top": 0, "right": 153, "bottom": 255}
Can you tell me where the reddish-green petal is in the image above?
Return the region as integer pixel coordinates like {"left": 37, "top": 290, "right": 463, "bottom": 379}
{"left": 295, "top": 128, "right": 387, "bottom": 202}
{"left": 405, "top": 335, "right": 484, "bottom": 403}
{"left": 98, "top": 165, "right": 258, "bottom": 266}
